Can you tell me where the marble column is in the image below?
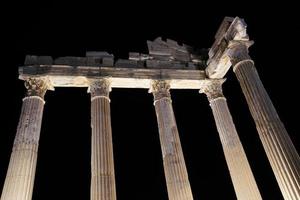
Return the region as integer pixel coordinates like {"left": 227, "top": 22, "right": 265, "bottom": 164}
{"left": 149, "top": 80, "right": 193, "bottom": 200}
{"left": 228, "top": 41, "right": 300, "bottom": 200}
{"left": 200, "top": 79, "right": 262, "bottom": 200}
{"left": 1, "top": 78, "right": 51, "bottom": 200}
{"left": 89, "top": 78, "right": 116, "bottom": 200}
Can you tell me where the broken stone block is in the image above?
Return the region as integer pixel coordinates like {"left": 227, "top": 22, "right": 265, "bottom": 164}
{"left": 129, "top": 52, "right": 140, "bottom": 60}
{"left": 147, "top": 38, "right": 172, "bottom": 56}
{"left": 86, "top": 57, "right": 114, "bottom": 67}
{"left": 24, "top": 55, "right": 53, "bottom": 65}
{"left": 86, "top": 57, "right": 102, "bottom": 66}
{"left": 129, "top": 52, "right": 151, "bottom": 61}
{"left": 54, "top": 57, "right": 87, "bottom": 66}
{"left": 173, "top": 51, "right": 190, "bottom": 62}
{"left": 146, "top": 60, "right": 172, "bottom": 69}
{"left": 115, "top": 59, "right": 138, "bottom": 68}
{"left": 102, "top": 57, "right": 114, "bottom": 66}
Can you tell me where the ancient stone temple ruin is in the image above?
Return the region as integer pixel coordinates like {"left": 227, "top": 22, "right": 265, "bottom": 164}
{"left": 1, "top": 17, "right": 299, "bottom": 200}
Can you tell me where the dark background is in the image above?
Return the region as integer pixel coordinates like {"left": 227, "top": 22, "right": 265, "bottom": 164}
{"left": 0, "top": 1, "right": 299, "bottom": 200}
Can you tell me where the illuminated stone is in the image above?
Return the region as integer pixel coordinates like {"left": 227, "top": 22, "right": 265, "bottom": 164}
{"left": 200, "top": 79, "right": 262, "bottom": 200}
{"left": 1, "top": 78, "right": 53, "bottom": 200}
{"left": 207, "top": 17, "right": 300, "bottom": 200}
{"left": 88, "top": 78, "right": 116, "bottom": 200}
{"left": 231, "top": 47, "right": 300, "bottom": 200}
{"left": 149, "top": 80, "right": 194, "bottom": 200}
{"left": 1, "top": 16, "right": 298, "bottom": 200}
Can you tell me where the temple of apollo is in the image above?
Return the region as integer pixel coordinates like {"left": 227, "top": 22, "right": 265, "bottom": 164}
{"left": 1, "top": 16, "right": 299, "bottom": 200}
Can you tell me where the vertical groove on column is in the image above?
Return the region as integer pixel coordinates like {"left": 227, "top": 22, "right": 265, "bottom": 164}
{"left": 91, "top": 97, "right": 116, "bottom": 200}
{"left": 1, "top": 96, "right": 44, "bottom": 200}
{"left": 154, "top": 98, "right": 193, "bottom": 200}
{"left": 210, "top": 97, "right": 262, "bottom": 200}
{"left": 234, "top": 62, "right": 300, "bottom": 200}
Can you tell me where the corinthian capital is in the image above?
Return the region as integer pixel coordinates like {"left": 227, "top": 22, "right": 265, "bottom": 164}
{"left": 226, "top": 40, "right": 253, "bottom": 66}
{"left": 25, "top": 77, "right": 53, "bottom": 98}
{"left": 149, "top": 80, "right": 171, "bottom": 102}
{"left": 200, "top": 79, "right": 225, "bottom": 101}
{"left": 88, "top": 78, "right": 112, "bottom": 98}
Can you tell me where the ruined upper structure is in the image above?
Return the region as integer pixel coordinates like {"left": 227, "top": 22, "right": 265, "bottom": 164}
{"left": 19, "top": 17, "right": 254, "bottom": 89}
{"left": 24, "top": 37, "right": 207, "bottom": 70}
{"left": 206, "top": 16, "right": 252, "bottom": 78}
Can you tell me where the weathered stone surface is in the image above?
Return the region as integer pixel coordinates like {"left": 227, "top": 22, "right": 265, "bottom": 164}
{"left": 172, "top": 61, "right": 186, "bottom": 69}
{"left": 136, "top": 60, "right": 145, "bottom": 68}
{"left": 206, "top": 17, "right": 252, "bottom": 78}
{"left": 115, "top": 59, "right": 138, "bottom": 68}
{"left": 102, "top": 57, "right": 114, "bottom": 66}
{"left": 24, "top": 39, "right": 207, "bottom": 72}
{"left": 86, "top": 57, "right": 102, "bottom": 66}
{"left": 54, "top": 56, "right": 87, "bottom": 66}
{"left": 209, "top": 17, "right": 234, "bottom": 59}
{"left": 146, "top": 60, "right": 171, "bottom": 68}
{"left": 1, "top": 79, "right": 49, "bottom": 200}
{"left": 143, "top": 37, "right": 208, "bottom": 70}
{"left": 86, "top": 57, "right": 114, "bottom": 67}
{"left": 24, "top": 77, "right": 54, "bottom": 98}
{"left": 234, "top": 59, "right": 300, "bottom": 200}
{"left": 19, "top": 64, "right": 207, "bottom": 89}
{"left": 146, "top": 60, "right": 186, "bottom": 69}
{"left": 86, "top": 51, "right": 114, "bottom": 66}
{"left": 88, "top": 79, "right": 111, "bottom": 98}
{"left": 129, "top": 52, "right": 151, "bottom": 61}
{"left": 147, "top": 37, "right": 192, "bottom": 62}
{"left": 147, "top": 37, "right": 172, "bottom": 56}
{"left": 25, "top": 55, "right": 53, "bottom": 65}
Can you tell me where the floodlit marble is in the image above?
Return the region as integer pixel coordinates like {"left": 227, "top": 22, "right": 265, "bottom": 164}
{"left": 1, "top": 78, "right": 52, "bottom": 200}
{"left": 207, "top": 16, "right": 300, "bottom": 200}
{"left": 89, "top": 78, "right": 117, "bottom": 200}
{"left": 200, "top": 79, "right": 262, "bottom": 200}
{"left": 150, "top": 80, "right": 193, "bottom": 200}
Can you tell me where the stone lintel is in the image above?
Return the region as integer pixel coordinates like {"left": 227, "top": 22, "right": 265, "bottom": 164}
{"left": 206, "top": 16, "right": 252, "bottom": 79}
{"left": 19, "top": 65, "right": 207, "bottom": 89}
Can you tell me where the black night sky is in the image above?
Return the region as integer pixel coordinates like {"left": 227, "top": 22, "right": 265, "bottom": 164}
{"left": 0, "top": 1, "right": 299, "bottom": 200}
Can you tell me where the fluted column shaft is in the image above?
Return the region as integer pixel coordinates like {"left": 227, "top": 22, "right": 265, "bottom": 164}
{"left": 89, "top": 79, "right": 116, "bottom": 200}
{"left": 1, "top": 78, "right": 51, "bottom": 200}
{"left": 150, "top": 80, "right": 193, "bottom": 200}
{"left": 201, "top": 80, "right": 262, "bottom": 200}
{"left": 229, "top": 42, "right": 300, "bottom": 200}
